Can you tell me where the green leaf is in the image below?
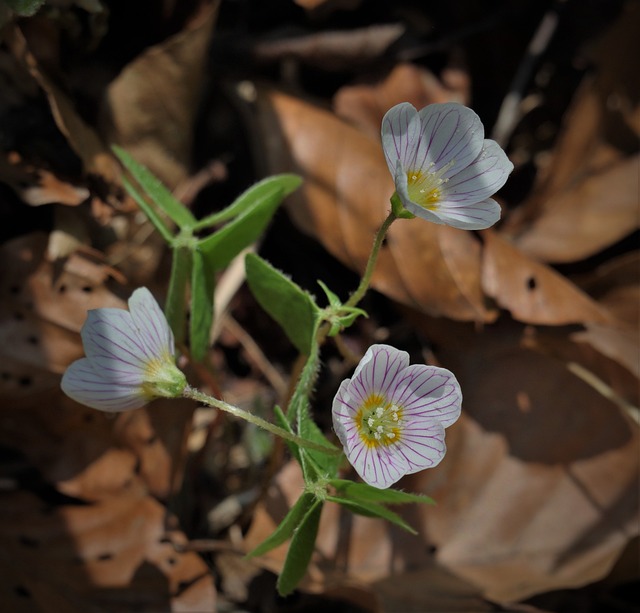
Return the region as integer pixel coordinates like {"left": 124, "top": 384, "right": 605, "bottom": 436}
{"left": 190, "top": 249, "right": 216, "bottom": 362}
{"left": 247, "top": 493, "right": 316, "bottom": 559}
{"left": 194, "top": 174, "right": 302, "bottom": 230}
{"left": 113, "top": 145, "right": 197, "bottom": 230}
{"left": 326, "top": 495, "right": 417, "bottom": 534}
{"left": 329, "top": 479, "right": 435, "bottom": 506}
{"left": 122, "top": 175, "right": 174, "bottom": 244}
{"left": 165, "top": 246, "right": 192, "bottom": 346}
{"left": 245, "top": 253, "right": 321, "bottom": 355}
{"left": 316, "top": 280, "right": 342, "bottom": 308}
{"left": 198, "top": 185, "right": 287, "bottom": 272}
{"left": 276, "top": 500, "right": 323, "bottom": 596}
{"left": 4, "top": 0, "right": 45, "bottom": 16}
{"left": 299, "top": 414, "right": 341, "bottom": 479}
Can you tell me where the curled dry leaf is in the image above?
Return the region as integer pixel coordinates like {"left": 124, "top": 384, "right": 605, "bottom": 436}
{"left": 0, "top": 153, "right": 89, "bottom": 207}
{"left": 0, "top": 489, "right": 216, "bottom": 613}
{"left": 18, "top": 169, "right": 89, "bottom": 207}
{"left": 4, "top": 26, "right": 121, "bottom": 188}
{"left": 514, "top": 155, "right": 640, "bottom": 263}
{"left": 507, "top": 5, "right": 639, "bottom": 263}
{"left": 334, "top": 62, "right": 470, "bottom": 139}
{"left": 101, "top": 2, "right": 219, "bottom": 189}
{"left": 572, "top": 252, "right": 640, "bottom": 380}
{"left": 255, "top": 89, "right": 497, "bottom": 322}
{"left": 253, "top": 24, "right": 404, "bottom": 72}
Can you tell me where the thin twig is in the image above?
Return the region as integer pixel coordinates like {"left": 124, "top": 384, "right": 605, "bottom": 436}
{"left": 223, "top": 314, "right": 289, "bottom": 399}
{"left": 492, "top": 9, "right": 560, "bottom": 146}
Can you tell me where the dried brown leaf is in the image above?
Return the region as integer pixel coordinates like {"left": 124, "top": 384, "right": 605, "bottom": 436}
{"left": 0, "top": 489, "right": 216, "bottom": 612}
{"left": 254, "top": 24, "right": 404, "bottom": 72}
{"left": 5, "top": 26, "right": 121, "bottom": 187}
{"left": 100, "top": 2, "right": 219, "bottom": 189}
{"left": 334, "top": 63, "right": 469, "bottom": 139}
{"left": 506, "top": 4, "right": 640, "bottom": 262}
{"left": 481, "top": 229, "right": 612, "bottom": 325}
{"left": 514, "top": 155, "right": 640, "bottom": 263}
{"left": 407, "top": 316, "right": 640, "bottom": 602}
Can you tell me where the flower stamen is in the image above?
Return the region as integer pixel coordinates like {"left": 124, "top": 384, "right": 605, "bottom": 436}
{"left": 355, "top": 394, "right": 404, "bottom": 448}
{"left": 406, "top": 159, "right": 455, "bottom": 211}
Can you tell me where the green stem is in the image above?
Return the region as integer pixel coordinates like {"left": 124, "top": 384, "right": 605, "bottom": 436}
{"left": 344, "top": 211, "right": 396, "bottom": 308}
{"left": 183, "top": 385, "right": 340, "bottom": 456}
{"left": 286, "top": 330, "right": 320, "bottom": 424}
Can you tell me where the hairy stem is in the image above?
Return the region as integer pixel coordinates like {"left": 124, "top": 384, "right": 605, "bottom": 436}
{"left": 183, "top": 385, "right": 340, "bottom": 456}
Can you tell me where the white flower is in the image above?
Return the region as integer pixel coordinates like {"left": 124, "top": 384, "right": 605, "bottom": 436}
{"left": 332, "top": 344, "right": 462, "bottom": 489}
{"left": 61, "top": 288, "right": 186, "bottom": 412}
{"left": 382, "top": 102, "right": 513, "bottom": 230}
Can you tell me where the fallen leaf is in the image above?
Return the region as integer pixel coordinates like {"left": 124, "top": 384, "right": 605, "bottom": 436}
{"left": 513, "top": 155, "right": 640, "bottom": 263}
{"left": 572, "top": 255, "right": 640, "bottom": 379}
{"left": 253, "top": 23, "right": 404, "bottom": 72}
{"left": 481, "top": 229, "right": 611, "bottom": 325}
{"left": 100, "top": 2, "right": 219, "bottom": 189}
{"left": 0, "top": 488, "right": 216, "bottom": 612}
{"left": 506, "top": 3, "right": 640, "bottom": 262}
{"left": 4, "top": 25, "right": 121, "bottom": 189}
{"left": 334, "top": 62, "right": 469, "bottom": 139}
{"left": 406, "top": 315, "right": 640, "bottom": 603}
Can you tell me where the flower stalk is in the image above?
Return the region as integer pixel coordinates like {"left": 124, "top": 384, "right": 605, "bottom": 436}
{"left": 183, "top": 385, "right": 340, "bottom": 456}
{"left": 345, "top": 210, "right": 397, "bottom": 309}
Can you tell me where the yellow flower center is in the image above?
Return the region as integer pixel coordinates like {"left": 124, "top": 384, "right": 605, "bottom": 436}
{"left": 356, "top": 394, "right": 403, "bottom": 448}
{"left": 406, "top": 160, "right": 455, "bottom": 210}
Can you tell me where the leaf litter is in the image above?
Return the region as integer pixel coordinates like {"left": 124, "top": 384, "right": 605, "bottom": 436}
{"left": 0, "top": 0, "right": 637, "bottom": 612}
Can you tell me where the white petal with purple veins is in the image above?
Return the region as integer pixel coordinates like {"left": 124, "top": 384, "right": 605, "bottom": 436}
{"left": 82, "top": 309, "right": 151, "bottom": 369}
{"left": 61, "top": 358, "right": 148, "bottom": 412}
{"left": 381, "top": 102, "right": 422, "bottom": 176}
{"left": 381, "top": 101, "right": 513, "bottom": 231}
{"left": 398, "top": 421, "right": 447, "bottom": 473}
{"left": 129, "top": 287, "right": 175, "bottom": 359}
{"left": 432, "top": 199, "right": 502, "bottom": 230}
{"left": 441, "top": 140, "right": 513, "bottom": 204}
{"left": 414, "top": 103, "right": 484, "bottom": 177}
{"left": 392, "top": 365, "right": 462, "bottom": 428}
{"left": 352, "top": 344, "right": 410, "bottom": 397}
{"left": 62, "top": 287, "right": 185, "bottom": 413}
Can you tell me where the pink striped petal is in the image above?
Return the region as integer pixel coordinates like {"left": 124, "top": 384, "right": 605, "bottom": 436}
{"left": 332, "top": 344, "right": 462, "bottom": 489}
{"left": 429, "top": 198, "right": 502, "bottom": 230}
{"left": 397, "top": 421, "right": 447, "bottom": 473}
{"left": 391, "top": 365, "right": 462, "bottom": 428}
{"left": 352, "top": 344, "right": 410, "bottom": 399}
{"left": 81, "top": 308, "right": 151, "bottom": 373}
